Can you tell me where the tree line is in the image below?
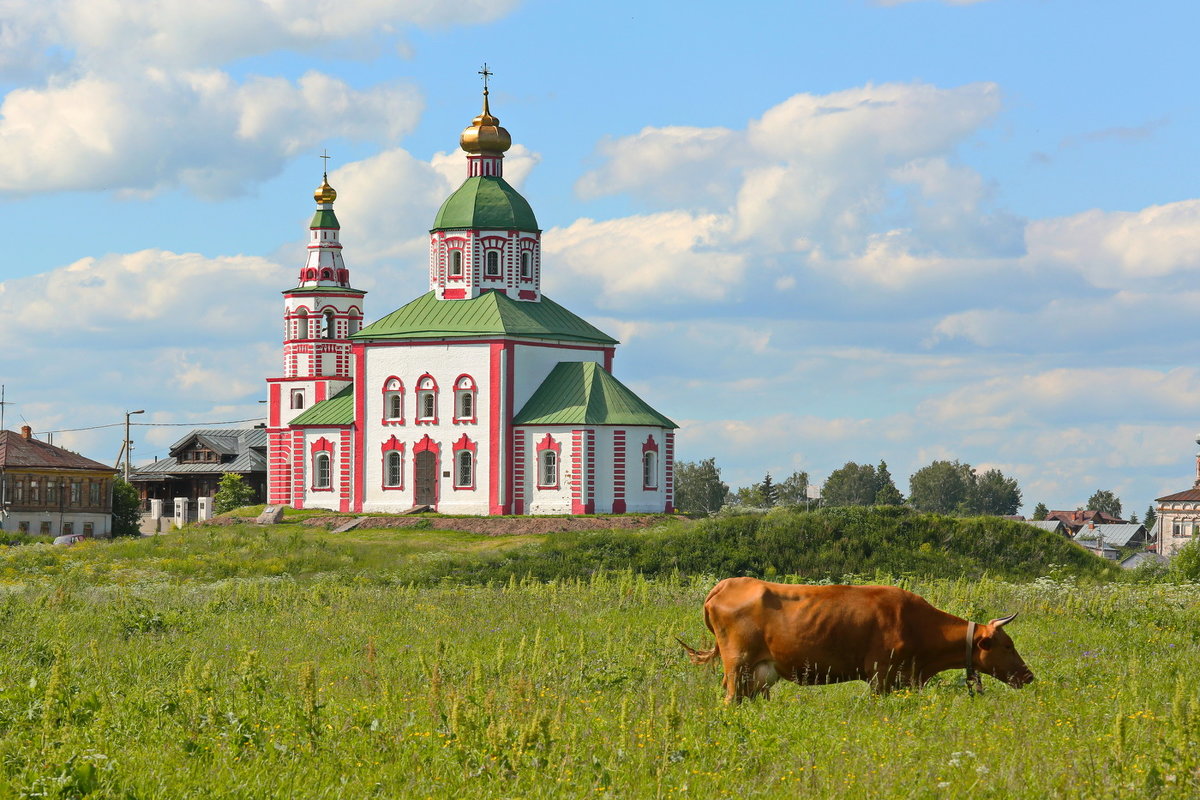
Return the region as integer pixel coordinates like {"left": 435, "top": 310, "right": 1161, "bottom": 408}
{"left": 675, "top": 457, "right": 1137, "bottom": 521}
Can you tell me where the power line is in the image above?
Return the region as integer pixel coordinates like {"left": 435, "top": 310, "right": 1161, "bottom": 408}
{"left": 40, "top": 417, "right": 266, "bottom": 435}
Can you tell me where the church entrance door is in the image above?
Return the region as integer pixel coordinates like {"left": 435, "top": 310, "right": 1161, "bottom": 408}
{"left": 415, "top": 451, "right": 437, "bottom": 506}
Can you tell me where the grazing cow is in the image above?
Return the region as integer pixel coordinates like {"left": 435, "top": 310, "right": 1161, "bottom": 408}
{"left": 678, "top": 577, "right": 1034, "bottom": 703}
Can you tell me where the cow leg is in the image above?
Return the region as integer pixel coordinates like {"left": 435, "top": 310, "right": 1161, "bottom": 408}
{"left": 719, "top": 652, "right": 744, "bottom": 704}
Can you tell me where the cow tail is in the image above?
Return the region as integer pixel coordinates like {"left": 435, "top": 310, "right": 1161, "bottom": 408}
{"left": 675, "top": 636, "right": 720, "bottom": 666}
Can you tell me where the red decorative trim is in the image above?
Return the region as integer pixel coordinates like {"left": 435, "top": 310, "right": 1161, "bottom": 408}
{"left": 612, "top": 430, "right": 626, "bottom": 514}
{"left": 339, "top": 429, "right": 352, "bottom": 512}
{"left": 452, "top": 374, "right": 478, "bottom": 424}
{"left": 352, "top": 343, "right": 366, "bottom": 512}
{"left": 571, "top": 429, "right": 595, "bottom": 514}
{"left": 518, "top": 290, "right": 537, "bottom": 300}
{"left": 415, "top": 374, "right": 440, "bottom": 424}
{"left": 291, "top": 429, "right": 305, "bottom": 508}
{"left": 489, "top": 342, "right": 503, "bottom": 513}
{"left": 512, "top": 427, "right": 525, "bottom": 515}
{"left": 452, "top": 434, "right": 478, "bottom": 491}
{"left": 381, "top": 437, "right": 405, "bottom": 491}
{"left": 443, "top": 288, "right": 466, "bottom": 299}
{"left": 603, "top": 347, "right": 614, "bottom": 373}
{"left": 664, "top": 431, "right": 675, "bottom": 513}
{"left": 315, "top": 382, "right": 327, "bottom": 404}
{"left": 413, "top": 435, "right": 440, "bottom": 510}
{"left": 414, "top": 434, "right": 439, "bottom": 455}
{"left": 381, "top": 376, "right": 405, "bottom": 425}
{"left": 269, "top": 382, "right": 281, "bottom": 428}
{"left": 536, "top": 434, "right": 561, "bottom": 490}
{"left": 503, "top": 342, "right": 514, "bottom": 514}
{"left": 310, "top": 437, "right": 334, "bottom": 492}
{"left": 642, "top": 435, "right": 659, "bottom": 491}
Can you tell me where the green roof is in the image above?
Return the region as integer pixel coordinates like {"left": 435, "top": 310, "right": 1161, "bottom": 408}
{"left": 432, "top": 176, "right": 538, "bottom": 231}
{"left": 290, "top": 385, "right": 354, "bottom": 426}
{"left": 354, "top": 291, "right": 617, "bottom": 345}
{"left": 514, "top": 362, "right": 676, "bottom": 428}
{"left": 310, "top": 209, "right": 340, "bottom": 229}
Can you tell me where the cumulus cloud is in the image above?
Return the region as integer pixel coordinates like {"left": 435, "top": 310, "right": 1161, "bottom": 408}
{"left": 0, "top": 70, "right": 421, "bottom": 198}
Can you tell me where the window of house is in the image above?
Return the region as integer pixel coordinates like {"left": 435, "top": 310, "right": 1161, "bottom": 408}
{"left": 70, "top": 482, "right": 81, "bottom": 505}
{"left": 40, "top": 521, "right": 51, "bottom": 535}
{"left": 456, "top": 450, "right": 473, "bottom": 488}
{"left": 29, "top": 480, "right": 39, "bottom": 503}
{"left": 291, "top": 389, "right": 305, "bottom": 410}
{"left": 47, "top": 481, "right": 58, "bottom": 504}
{"left": 485, "top": 250, "right": 500, "bottom": 277}
{"left": 453, "top": 375, "right": 477, "bottom": 422}
{"left": 313, "top": 453, "right": 331, "bottom": 490}
{"left": 449, "top": 250, "right": 463, "bottom": 277}
{"left": 539, "top": 450, "right": 558, "bottom": 488}
{"left": 63, "top": 522, "right": 73, "bottom": 536}
{"left": 521, "top": 251, "right": 531, "bottom": 279}
{"left": 18, "top": 521, "right": 29, "bottom": 533}
{"left": 383, "top": 378, "right": 404, "bottom": 422}
{"left": 643, "top": 451, "right": 658, "bottom": 490}
{"left": 416, "top": 375, "right": 438, "bottom": 423}
{"left": 89, "top": 482, "right": 100, "bottom": 505}
{"left": 83, "top": 522, "right": 94, "bottom": 537}
{"left": 295, "top": 309, "right": 308, "bottom": 339}
{"left": 384, "top": 451, "right": 403, "bottom": 488}
{"left": 15, "top": 481, "right": 25, "bottom": 503}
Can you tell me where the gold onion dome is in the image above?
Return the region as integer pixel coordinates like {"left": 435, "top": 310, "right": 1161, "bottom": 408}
{"left": 314, "top": 174, "right": 337, "bottom": 204}
{"left": 460, "top": 89, "right": 512, "bottom": 154}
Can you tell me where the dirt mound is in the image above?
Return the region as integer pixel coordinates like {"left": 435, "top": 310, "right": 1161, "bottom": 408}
{"left": 300, "top": 514, "right": 673, "bottom": 536}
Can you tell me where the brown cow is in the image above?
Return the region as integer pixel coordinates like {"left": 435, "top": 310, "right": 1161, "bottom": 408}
{"left": 678, "top": 577, "right": 1034, "bottom": 703}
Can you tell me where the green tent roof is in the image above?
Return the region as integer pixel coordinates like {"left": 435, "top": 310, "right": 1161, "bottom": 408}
{"left": 290, "top": 385, "right": 354, "bottom": 426}
{"left": 354, "top": 291, "right": 617, "bottom": 345}
{"left": 310, "top": 209, "right": 340, "bottom": 229}
{"left": 514, "top": 362, "right": 676, "bottom": 428}
{"left": 432, "top": 176, "right": 538, "bottom": 231}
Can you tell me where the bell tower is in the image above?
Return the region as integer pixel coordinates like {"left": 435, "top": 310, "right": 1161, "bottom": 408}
{"left": 266, "top": 167, "right": 366, "bottom": 504}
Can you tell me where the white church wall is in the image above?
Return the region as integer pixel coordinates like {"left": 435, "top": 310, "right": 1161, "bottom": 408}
{"left": 518, "top": 426, "right": 574, "bottom": 515}
{"left": 511, "top": 342, "right": 606, "bottom": 414}
{"left": 360, "top": 342, "right": 493, "bottom": 514}
{"left": 621, "top": 427, "right": 670, "bottom": 513}
{"left": 299, "top": 428, "right": 345, "bottom": 512}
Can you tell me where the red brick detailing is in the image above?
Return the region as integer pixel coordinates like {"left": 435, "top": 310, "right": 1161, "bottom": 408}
{"left": 570, "top": 429, "right": 595, "bottom": 514}
{"left": 536, "top": 434, "right": 562, "bottom": 490}
{"left": 339, "top": 429, "right": 352, "bottom": 512}
{"left": 352, "top": 342, "right": 366, "bottom": 512}
{"left": 269, "top": 383, "right": 281, "bottom": 428}
{"left": 310, "top": 437, "right": 335, "bottom": 493}
{"left": 518, "top": 289, "right": 537, "bottom": 300}
{"left": 641, "top": 434, "right": 660, "bottom": 491}
{"left": 612, "top": 430, "right": 626, "bottom": 514}
{"left": 603, "top": 347, "right": 614, "bottom": 373}
{"left": 664, "top": 431, "right": 675, "bottom": 513}
{"left": 380, "top": 437, "right": 405, "bottom": 491}
{"left": 443, "top": 288, "right": 466, "bottom": 299}
{"left": 267, "top": 430, "right": 291, "bottom": 505}
{"left": 512, "top": 428, "right": 525, "bottom": 515}
{"left": 291, "top": 429, "right": 305, "bottom": 508}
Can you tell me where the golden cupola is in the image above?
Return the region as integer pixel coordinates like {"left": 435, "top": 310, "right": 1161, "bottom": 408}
{"left": 313, "top": 173, "right": 337, "bottom": 204}
{"left": 460, "top": 88, "right": 512, "bottom": 155}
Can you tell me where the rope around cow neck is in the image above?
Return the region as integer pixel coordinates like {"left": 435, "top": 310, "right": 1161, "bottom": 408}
{"left": 965, "top": 620, "right": 983, "bottom": 696}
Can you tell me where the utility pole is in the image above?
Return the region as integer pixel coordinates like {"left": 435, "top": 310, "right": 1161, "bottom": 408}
{"left": 124, "top": 409, "right": 145, "bottom": 481}
{"left": 0, "top": 385, "right": 9, "bottom": 431}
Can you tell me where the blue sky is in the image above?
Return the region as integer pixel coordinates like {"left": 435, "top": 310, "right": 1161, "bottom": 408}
{"left": 0, "top": 0, "right": 1197, "bottom": 516}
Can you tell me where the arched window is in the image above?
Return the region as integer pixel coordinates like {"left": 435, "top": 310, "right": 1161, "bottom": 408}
{"left": 290, "top": 389, "right": 305, "bottom": 410}
{"left": 384, "top": 451, "right": 403, "bottom": 488}
{"left": 314, "top": 453, "right": 331, "bottom": 489}
{"left": 453, "top": 375, "right": 477, "bottom": 423}
{"left": 295, "top": 308, "right": 308, "bottom": 339}
{"left": 520, "top": 251, "right": 531, "bottom": 279}
{"left": 449, "top": 250, "right": 463, "bottom": 277}
{"left": 539, "top": 449, "right": 558, "bottom": 489}
{"left": 320, "top": 268, "right": 333, "bottom": 280}
{"left": 456, "top": 450, "right": 473, "bottom": 488}
{"left": 485, "top": 250, "right": 500, "bottom": 277}
{"left": 324, "top": 310, "right": 336, "bottom": 339}
{"left": 643, "top": 451, "right": 658, "bottom": 490}
{"left": 348, "top": 317, "right": 359, "bottom": 336}
{"left": 416, "top": 375, "right": 438, "bottom": 424}
{"left": 382, "top": 378, "right": 404, "bottom": 422}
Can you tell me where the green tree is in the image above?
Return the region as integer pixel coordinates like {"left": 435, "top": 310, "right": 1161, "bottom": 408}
{"left": 759, "top": 473, "right": 778, "bottom": 508}
{"left": 733, "top": 484, "right": 765, "bottom": 507}
{"left": 821, "top": 462, "right": 880, "bottom": 507}
{"left": 874, "top": 461, "right": 904, "bottom": 506}
{"left": 1170, "top": 537, "right": 1200, "bottom": 582}
{"left": 1144, "top": 505, "right": 1157, "bottom": 530}
{"left": 673, "top": 459, "right": 730, "bottom": 515}
{"left": 111, "top": 478, "right": 142, "bottom": 537}
{"left": 775, "top": 471, "right": 810, "bottom": 507}
{"left": 214, "top": 473, "right": 256, "bottom": 514}
{"left": 1032, "top": 502, "right": 1049, "bottom": 521}
{"left": 908, "top": 460, "right": 974, "bottom": 514}
{"left": 1087, "top": 489, "right": 1122, "bottom": 519}
{"left": 970, "top": 469, "right": 1022, "bottom": 516}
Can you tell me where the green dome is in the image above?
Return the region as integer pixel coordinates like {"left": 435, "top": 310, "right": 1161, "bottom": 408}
{"left": 432, "top": 176, "right": 538, "bottom": 231}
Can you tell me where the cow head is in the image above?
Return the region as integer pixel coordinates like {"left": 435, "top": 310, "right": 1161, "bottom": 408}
{"left": 975, "top": 613, "right": 1035, "bottom": 688}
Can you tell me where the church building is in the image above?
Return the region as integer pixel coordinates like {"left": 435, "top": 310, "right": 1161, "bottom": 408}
{"left": 266, "top": 86, "right": 676, "bottom": 515}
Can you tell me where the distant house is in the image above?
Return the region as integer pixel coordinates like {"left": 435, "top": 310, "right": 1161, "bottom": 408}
{"left": 1154, "top": 442, "right": 1200, "bottom": 558}
{"left": 1072, "top": 522, "right": 1151, "bottom": 560}
{"left": 1025, "top": 519, "right": 1068, "bottom": 536}
{"left": 130, "top": 428, "right": 267, "bottom": 516}
{"left": 0, "top": 426, "right": 114, "bottom": 538}
{"left": 1121, "top": 550, "right": 1167, "bottom": 570}
{"left": 1044, "top": 509, "right": 1128, "bottom": 536}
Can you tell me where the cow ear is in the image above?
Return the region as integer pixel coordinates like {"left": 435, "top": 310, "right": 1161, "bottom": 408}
{"left": 978, "top": 636, "right": 993, "bottom": 651}
{"left": 988, "top": 613, "right": 1018, "bottom": 628}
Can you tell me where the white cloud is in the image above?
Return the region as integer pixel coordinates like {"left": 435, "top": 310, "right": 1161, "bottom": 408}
{"left": 0, "top": 70, "right": 421, "bottom": 198}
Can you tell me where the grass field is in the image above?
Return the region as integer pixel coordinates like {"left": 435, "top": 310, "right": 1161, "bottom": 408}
{"left": 1, "top": 524, "right": 1197, "bottom": 798}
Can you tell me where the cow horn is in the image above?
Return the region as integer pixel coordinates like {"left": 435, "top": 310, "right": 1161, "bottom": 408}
{"left": 988, "top": 613, "right": 1018, "bottom": 628}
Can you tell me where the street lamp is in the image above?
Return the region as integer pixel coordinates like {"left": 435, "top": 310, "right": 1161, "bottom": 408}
{"left": 124, "top": 410, "right": 145, "bottom": 481}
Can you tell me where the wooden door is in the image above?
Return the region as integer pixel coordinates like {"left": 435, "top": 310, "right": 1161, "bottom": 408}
{"left": 415, "top": 451, "right": 437, "bottom": 506}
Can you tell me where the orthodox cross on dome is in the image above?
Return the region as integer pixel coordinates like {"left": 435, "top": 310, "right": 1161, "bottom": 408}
{"left": 320, "top": 149, "right": 331, "bottom": 179}
{"left": 478, "top": 63, "right": 492, "bottom": 92}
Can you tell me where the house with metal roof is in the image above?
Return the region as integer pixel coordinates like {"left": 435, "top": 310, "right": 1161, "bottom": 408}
{"left": 1071, "top": 522, "right": 1151, "bottom": 559}
{"left": 0, "top": 425, "right": 114, "bottom": 537}
{"left": 1154, "top": 435, "right": 1200, "bottom": 557}
{"left": 130, "top": 428, "right": 267, "bottom": 516}
{"left": 264, "top": 85, "right": 676, "bottom": 515}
